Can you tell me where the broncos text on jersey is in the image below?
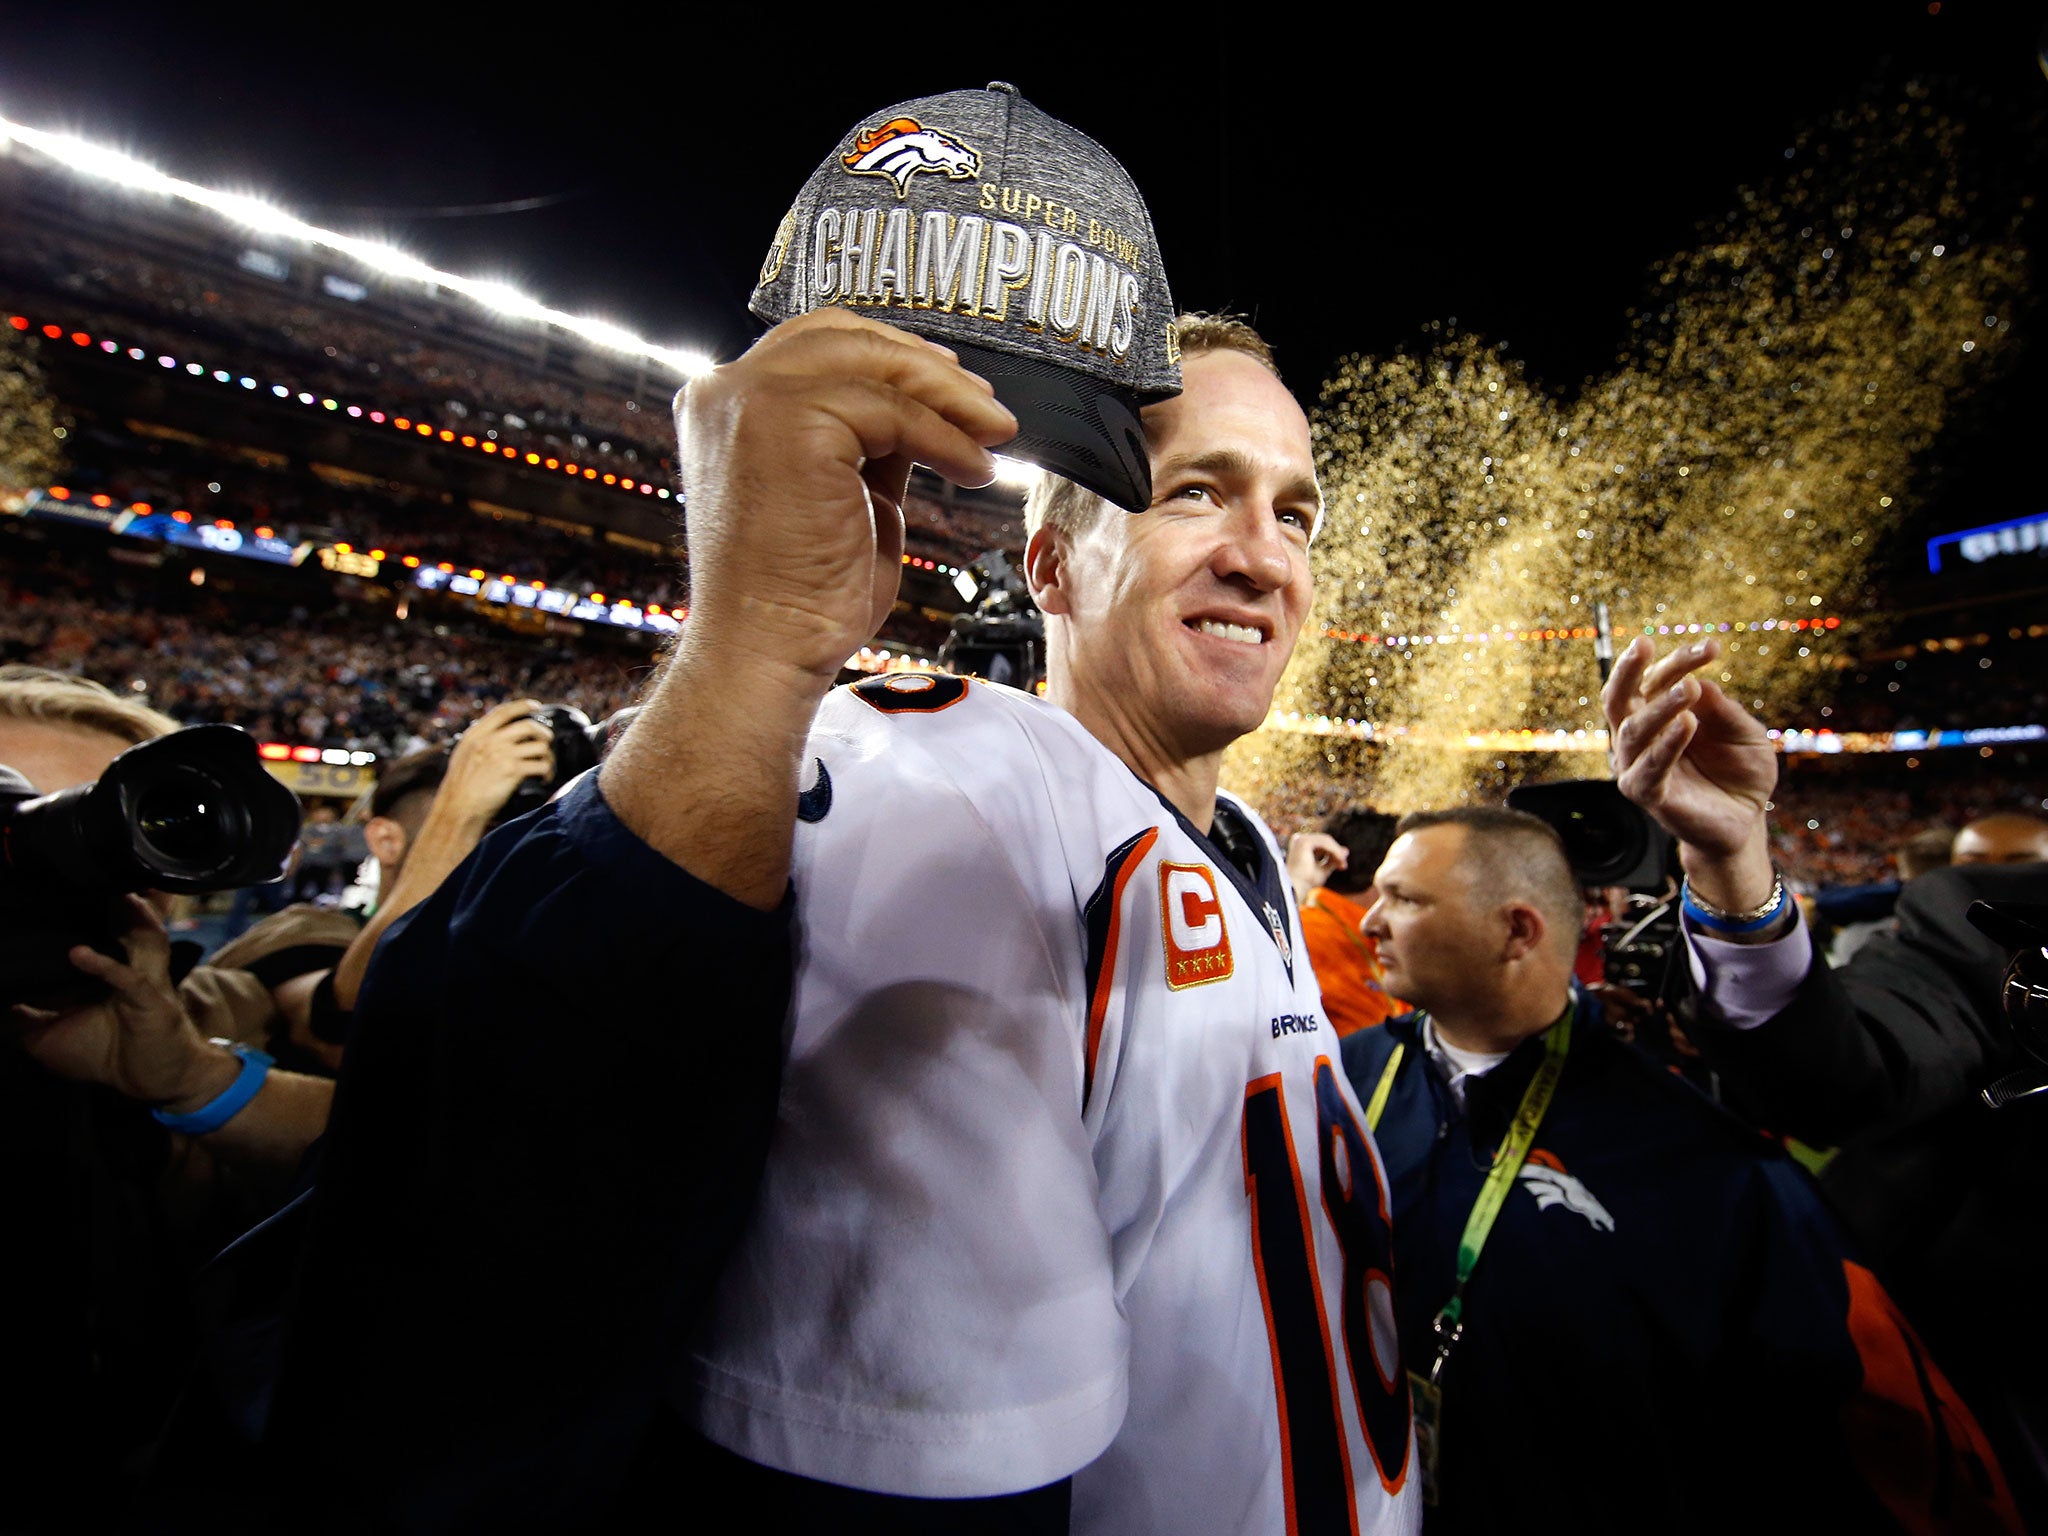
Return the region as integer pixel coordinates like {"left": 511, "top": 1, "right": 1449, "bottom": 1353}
{"left": 682, "top": 674, "right": 1419, "bottom": 1536}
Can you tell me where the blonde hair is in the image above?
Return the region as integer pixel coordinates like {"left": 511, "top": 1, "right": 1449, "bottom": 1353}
{"left": 0, "top": 665, "right": 179, "bottom": 746}
{"left": 1023, "top": 313, "right": 1282, "bottom": 541}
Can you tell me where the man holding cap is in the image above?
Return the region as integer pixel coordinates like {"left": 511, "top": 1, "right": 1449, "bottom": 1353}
{"left": 288, "top": 85, "right": 1413, "bottom": 1535}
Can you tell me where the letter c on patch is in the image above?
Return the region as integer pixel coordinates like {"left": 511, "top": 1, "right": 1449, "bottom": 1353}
{"left": 1160, "top": 861, "right": 1232, "bottom": 989}
{"left": 1168, "top": 869, "right": 1222, "bottom": 950}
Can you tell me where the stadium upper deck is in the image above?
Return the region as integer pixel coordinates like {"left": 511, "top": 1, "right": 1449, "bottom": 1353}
{"left": 0, "top": 125, "right": 1029, "bottom": 629}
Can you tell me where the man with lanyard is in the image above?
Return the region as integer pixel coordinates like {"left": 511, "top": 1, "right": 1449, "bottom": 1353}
{"left": 1341, "top": 807, "right": 2018, "bottom": 1534}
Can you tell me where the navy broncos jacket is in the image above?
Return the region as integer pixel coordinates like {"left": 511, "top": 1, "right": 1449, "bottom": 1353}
{"left": 1341, "top": 1009, "right": 2017, "bottom": 1535}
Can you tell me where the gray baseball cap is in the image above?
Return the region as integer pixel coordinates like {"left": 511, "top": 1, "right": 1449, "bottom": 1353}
{"left": 751, "top": 82, "right": 1180, "bottom": 513}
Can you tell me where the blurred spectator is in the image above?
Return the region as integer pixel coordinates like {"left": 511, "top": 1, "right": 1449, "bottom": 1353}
{"left": 1287, "top": 809, "right": 1407, "bottom": 1035}
{"left": 1823, "top": 824, "right": 1956, "bottom": 967}
{"left": 276, "top": 704, "right": 555, "bottom": 1076}
{"left": 1953, "top": 813, "right": 2048, "bottom": 866}
{"left": 1899, "top": 824, "right": 1960, "bottom": 878}
{"left": 287, "top": 804, "right": 364, "bottom": 905}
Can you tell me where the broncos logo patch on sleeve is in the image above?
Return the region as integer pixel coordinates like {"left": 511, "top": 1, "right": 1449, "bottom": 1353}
{"left": 841, "top": 117, "right": 982, "bottom": 199}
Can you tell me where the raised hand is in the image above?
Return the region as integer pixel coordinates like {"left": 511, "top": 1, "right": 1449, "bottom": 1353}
{"left": 1286, "top": 831, "right": 1349, "bottom": 905}
{"left": 1600, "top": 636, "right": 1779, "bottom": 912}
{"left": 442, "top": 698, "right": 556, "bottom": 827}
{"left": 674, "top": 309, "right": 1018, "bottom": 685}
{"left": 602, "top": 312, "right": 1017, "bottom": 907}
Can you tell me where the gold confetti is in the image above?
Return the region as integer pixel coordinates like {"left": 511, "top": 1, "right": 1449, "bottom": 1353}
{"left": 1229, "top": 87, "right": 2028, "bottom": 826}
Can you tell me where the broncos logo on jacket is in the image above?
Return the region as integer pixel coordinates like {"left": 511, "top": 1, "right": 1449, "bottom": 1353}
{"left": 841, "top": 117, "right": 981, "bottom": 199}
{"left": 1518, "top": 1150, "right": 1615, "bottom": 1232}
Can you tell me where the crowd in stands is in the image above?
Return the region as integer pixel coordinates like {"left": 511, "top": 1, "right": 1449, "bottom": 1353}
{"left": 0, "top": 536, "right": 967, "bottom": 756}
{"left": 1765, "top": 768, "right": 2045, "bottom": 887}
{"left": 1817, "top": 633, "right": 2048, "bottom": 733}
{"left": 0, "top": 221, "right": 673, "bottom": 463}
{"left": 10, "top": 533, "right": 2030, "bottom": 890}
{"left": 0, "top": 553, "right": 652, "bottom": 755}
{"left": 64, "top": 419, "right": 680, "bottom": 600}
{"left": 1253, "top": 754, "right": 2042, "bottom": 893}
{"left": 36, "top": 396, "right": 1013, "bottom": 608}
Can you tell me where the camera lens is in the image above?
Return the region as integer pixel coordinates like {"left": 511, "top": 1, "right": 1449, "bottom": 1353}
{"left": 132, "top": 768, "right": 240, "bottom": 874}
{"left": 1561, "top": 809, "right": 1628, "bottom": 873}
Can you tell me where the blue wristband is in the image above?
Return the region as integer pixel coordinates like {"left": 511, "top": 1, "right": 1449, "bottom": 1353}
{"left": 152, "top": 1041, "right": 273, "bottom": 1134}
{"left": 1680, "top": 878, "right": 1788, "bottom": 936}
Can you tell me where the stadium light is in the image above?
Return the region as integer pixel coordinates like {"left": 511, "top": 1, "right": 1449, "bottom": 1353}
{"left": 328, "top": 235, "right": 440, "bottom": 285}
{"left": 25, "top": 130, "right": 179, "bottom": 196}
{"left": 209, "top": 191, "right": 316, "bottom": 241}
{"left": 456, "top": 278, "right": 551, "bottom": 322}
{"left": 648, "top": 345, "right": 716, "bottom": 379}
{"left": 0, "top": 108, "right": 716, "bottom": 377}
{"left": 564, "top": 315, "right": 641, "bottom": 351}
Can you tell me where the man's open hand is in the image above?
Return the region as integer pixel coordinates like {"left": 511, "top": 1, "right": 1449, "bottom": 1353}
{"left": 1601, "top": 636, "right": 1779, "bottom": 911}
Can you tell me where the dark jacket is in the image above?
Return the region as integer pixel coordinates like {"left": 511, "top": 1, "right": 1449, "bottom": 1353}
{"left": 260, "top": 774, "right": 791, "bottom": 1531}
{"left": 1683, "top": 860, "right": 2048, "bottom": 1526}
{"left": 1343, "top": 1008, "right": 2017, "bottom": 1535}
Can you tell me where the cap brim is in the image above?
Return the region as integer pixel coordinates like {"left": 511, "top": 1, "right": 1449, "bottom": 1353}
{"left": 951, "top": 340, "right": 1158, "bottom": 514}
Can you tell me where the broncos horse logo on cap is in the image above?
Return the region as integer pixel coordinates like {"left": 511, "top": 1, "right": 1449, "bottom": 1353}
{"left": 841, "top": 117, "right": 981, "bottom": 199}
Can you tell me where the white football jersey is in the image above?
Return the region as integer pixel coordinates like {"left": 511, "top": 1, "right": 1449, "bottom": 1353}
{"left": 683, "top": 674, "right": 1418, "bottom": 1536}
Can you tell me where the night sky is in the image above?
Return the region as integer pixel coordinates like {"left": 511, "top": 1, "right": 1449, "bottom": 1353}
{"left": 0, "top": 3, "right": 2042, "bottom": 531}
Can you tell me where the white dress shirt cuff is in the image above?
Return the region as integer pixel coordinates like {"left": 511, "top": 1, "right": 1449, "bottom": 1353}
{"left": 1684, "top": 912, "right": 1815, "bottom": 1032}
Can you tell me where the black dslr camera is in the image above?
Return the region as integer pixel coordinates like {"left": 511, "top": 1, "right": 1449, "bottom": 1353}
{"left": 491, "top": 704, "right": 611, "bottom": 824}
{"left": 1972, "top": 903, "right": 2048, "bottom": 1110}
{"left": 1506, "top": 778, "right": 1683, "bottom": 1006}
{"left": 0, "top": 725, "right": 301, "bottom": 1009}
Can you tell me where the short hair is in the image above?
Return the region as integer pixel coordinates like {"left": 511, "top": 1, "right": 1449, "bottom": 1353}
{"left": 1321, "top": 808, "right": 1401, "bottom": 897}
{"left": 1394, "top": 806, "right": 1584, "bottom": 962}
{"left": 0, "top": 664, "right": 179, "bottom": 747}
{"left": 369, "top": 743, "right": 451, "bottom": 823}
{"left": 1024, "top": 312, "right": 1282, "bottom": 541}
{"left": 1955, "top": 813, "right": 2048, "bottom": 865}
{"left": 1896, "top": 825, "right": 1955, "bottom": 882}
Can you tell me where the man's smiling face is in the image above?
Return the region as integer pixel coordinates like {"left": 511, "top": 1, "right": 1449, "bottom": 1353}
{"left": 1036, "top": 347, "right": 1319, "bottom": 771}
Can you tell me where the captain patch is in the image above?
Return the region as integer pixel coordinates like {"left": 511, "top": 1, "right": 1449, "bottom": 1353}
{"left": 1161, "top": 862, "right": 1233, "bottom": 990}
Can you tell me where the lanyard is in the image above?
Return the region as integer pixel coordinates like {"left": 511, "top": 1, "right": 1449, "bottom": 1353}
{"left": 1363, "top": 1003, "right": 1573, "bottom": 1381}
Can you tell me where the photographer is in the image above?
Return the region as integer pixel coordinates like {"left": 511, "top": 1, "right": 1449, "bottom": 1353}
{"left": 1340, "top": 807, "right": 2017, "bottom": 1533}
{"left": 1604, "top": 635, "right": 2048, "bottom": 1524}
{"left": 0, "top": 668, "right": 332, "bottom": 1531}
{"left": 272, "top": 698, "right": 557, "bottom": 1073}
{"left": 0, "top": 670, "right": 344, "bottom": 1164}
